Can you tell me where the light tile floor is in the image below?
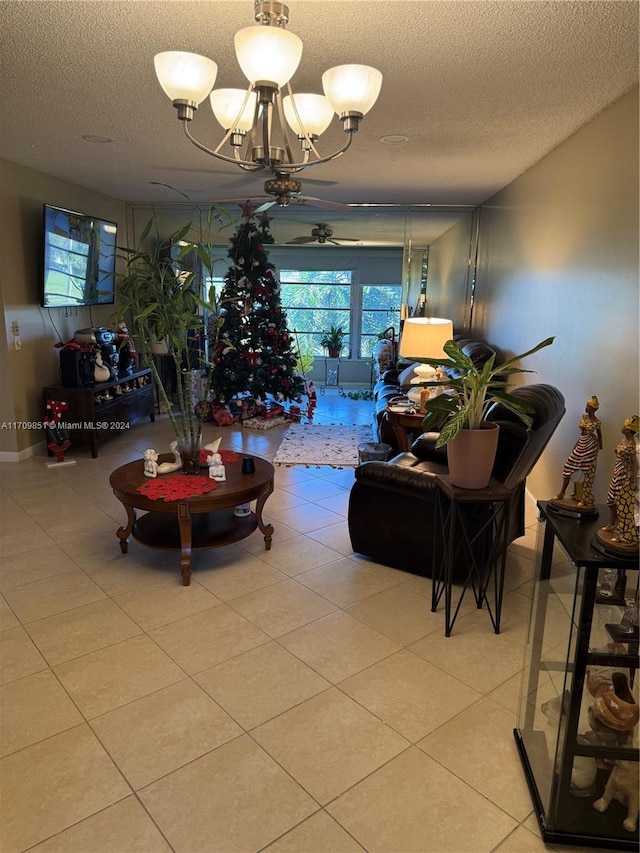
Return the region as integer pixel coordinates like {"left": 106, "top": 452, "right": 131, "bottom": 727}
{"left": 0, "top": 391, "right": 621, "bottom": 852}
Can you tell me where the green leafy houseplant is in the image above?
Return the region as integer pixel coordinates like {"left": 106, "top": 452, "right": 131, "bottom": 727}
{"left": 415, "top": 336, "right": 555, "bottom": 447}
{"left": 320, "top": 326, "right": 346, "bottom": 355}
{"left": 115, "top": 213, "right": 233, "bottom": 471}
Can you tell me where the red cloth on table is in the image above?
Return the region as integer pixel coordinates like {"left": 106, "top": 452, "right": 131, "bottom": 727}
{"left": 137, "top": 475, "right": 217, "bottom": 502}
{"left": 198, "top": 448, "right": 240, "bottom": 465}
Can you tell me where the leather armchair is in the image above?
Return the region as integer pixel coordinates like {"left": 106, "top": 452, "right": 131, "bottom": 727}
{"left": 348, "top": 384, "right": 565, "bottom": 577}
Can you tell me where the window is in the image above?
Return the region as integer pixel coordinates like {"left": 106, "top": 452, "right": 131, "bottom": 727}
{"left": 360, "top": 285, "right": 402, "bottom": 358}
{"left": 280, "top": 271, "right": 401, "bottom": 359}
{"left": 280, "top": 270, "right": 353, "bottom": 355}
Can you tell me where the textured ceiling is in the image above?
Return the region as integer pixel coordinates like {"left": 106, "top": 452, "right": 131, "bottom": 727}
{"left": 1, "top": 0, "right": 637, "bottom": 245}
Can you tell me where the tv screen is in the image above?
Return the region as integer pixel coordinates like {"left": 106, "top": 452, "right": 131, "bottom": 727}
{"left": 42, "top": 204, "right": 118, "bottom": 308}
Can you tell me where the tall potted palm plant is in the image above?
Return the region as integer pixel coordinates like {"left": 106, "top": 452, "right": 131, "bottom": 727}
{"left": 115, "top": 212, "right": 233, "bottom": 472}
{"left": 414, "top": 336, "right": 554, "bottom": 488}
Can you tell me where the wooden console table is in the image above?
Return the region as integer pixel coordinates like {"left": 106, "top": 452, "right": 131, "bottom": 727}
{"left": 109, "top": 454, "right": 275, "bottom": 585}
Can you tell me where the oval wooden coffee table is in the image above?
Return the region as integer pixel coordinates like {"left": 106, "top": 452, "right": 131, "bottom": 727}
{"left": 109, "top": 454, "right": 274, "bottom": 585}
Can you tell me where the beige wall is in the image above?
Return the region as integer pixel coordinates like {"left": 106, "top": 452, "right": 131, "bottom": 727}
{"left": 431, "top": 87, "right": 639, "bottom": 503}
{"left": 0, "top": 160, "right": 126, "bottom": 455}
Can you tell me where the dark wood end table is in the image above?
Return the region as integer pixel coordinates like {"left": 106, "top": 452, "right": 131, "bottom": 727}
{"left": 109, "top": 454, "right": 275, "bottom": 585}
{"left": 385, "top": 405, "right": 425, "bottom": 451}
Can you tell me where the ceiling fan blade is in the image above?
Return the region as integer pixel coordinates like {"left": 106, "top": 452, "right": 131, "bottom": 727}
{"left": 209, "top": 196, "right": 279, "bottom": 215}
{"left": 295, "top": 176, "right": 339, "bottom": 187}
{"left": 334, "top": 237, "right": 361, "bottom": 242}
{"left": 286, "top": 236, "right": 316, "bottom": 244}
{"left": 255, "top": 200, "right": 277, "bottom": 213}
{"left": 291, "top": 196, "right": 351, "bottom": 212}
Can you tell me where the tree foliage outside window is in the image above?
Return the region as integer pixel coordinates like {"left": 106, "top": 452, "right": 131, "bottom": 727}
{"left": 361, "top": 284, "right": 401, "bottom": 357}
{"left": 280, "top": 271, "right": 401, "bottom": 358}
{"left": 280, "top": 270, "right": 352, "bottom": 356}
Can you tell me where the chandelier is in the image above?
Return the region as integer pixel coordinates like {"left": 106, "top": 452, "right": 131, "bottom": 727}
{"left": 154, "top": 0, "right": 383, "bottom": 199}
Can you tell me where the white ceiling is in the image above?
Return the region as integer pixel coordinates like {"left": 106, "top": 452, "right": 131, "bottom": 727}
{"left": 1, "top": 0, "right": 637, "bottom": 246}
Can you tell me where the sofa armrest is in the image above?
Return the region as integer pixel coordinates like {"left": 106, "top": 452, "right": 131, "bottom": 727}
{"left": 409, "top": 432, "right": 448, "bottom": 463}
{"left": 379, "top": 368, "right": 400, "bottom": 385}
{"left": 355, "top": 456, "right": 440, "bottom": 500}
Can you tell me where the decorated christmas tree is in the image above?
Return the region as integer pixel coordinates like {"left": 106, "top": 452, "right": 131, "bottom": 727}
{"left": 210, "top": 202, "right": 305, "bottom": 407}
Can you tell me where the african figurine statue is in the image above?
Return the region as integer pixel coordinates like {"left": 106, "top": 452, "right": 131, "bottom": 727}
{"left": 550, "top": 396, "right": 602, "bottom": 515}
{"left": 596, "top": 415, "right": 639, "bottom": 556}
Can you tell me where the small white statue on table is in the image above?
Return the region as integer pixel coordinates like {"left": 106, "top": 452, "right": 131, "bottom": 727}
{"left": 143, "top": 448, "right": 159, "bottom": 478}
{"left": 208, "top": 452, "right": 226, "bottom": 481}
{"left": 157, "top": 440, "right": 182, "bottom": 474}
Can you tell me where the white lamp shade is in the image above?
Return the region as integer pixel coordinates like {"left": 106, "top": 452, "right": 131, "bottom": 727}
{"left": 210, "top": 88, "right": 257, "bottom": 131}
{"left": 322, "top": 64, "right": 383, "bottom": 116}
{"left": 283, "top": 93, "right": 334, "bottom": 136}
{"left": 399, "top": 317, "right": 453, "bottom": 360}
{"left": 154, "top": 51, "right": 218, "bottom": 104}
{"left": 234, "top": 26, "right": 302, "bottom": 86}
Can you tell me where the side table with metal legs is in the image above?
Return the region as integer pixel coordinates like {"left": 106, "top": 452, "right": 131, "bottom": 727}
{"left": 431, "top": 475, "right": 513, "bottom": 636}
{"left": 320, "top": 357, "right": 345, "bottom": 396}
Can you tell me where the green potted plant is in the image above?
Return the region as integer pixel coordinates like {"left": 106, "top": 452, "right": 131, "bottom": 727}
{"left": 414, "top": 336, "right": 554, "bottom": 488}
{"left": 115, "top": 212, "right": 233, "bottom": 473}
{"left": 320, "top": 325, "right": 346, "bottom": 357}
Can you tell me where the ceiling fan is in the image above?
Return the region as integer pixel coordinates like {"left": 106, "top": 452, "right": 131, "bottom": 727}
{"left": 286, "top": 223, "right": 361, "bottom": 245}
{"left": 214, "top": 174, "right": 350, "bottom": 212}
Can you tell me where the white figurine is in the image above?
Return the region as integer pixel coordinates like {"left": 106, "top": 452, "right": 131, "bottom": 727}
{"left": 157, "top": 440, "right": 182, "bottom": 474}
{"left": 143, "top": 448, "right": 159, "bottom": 478}
{"left": 208, "top": 452, "right": 226, "bottom": 481}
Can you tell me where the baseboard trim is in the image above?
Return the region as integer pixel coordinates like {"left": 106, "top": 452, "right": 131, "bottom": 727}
{"left": 0, "top": 439, "right": 47, "bottom": 463}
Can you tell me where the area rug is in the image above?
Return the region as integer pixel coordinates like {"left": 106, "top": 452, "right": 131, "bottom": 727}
{"left": 272, "top": 423, "right": 373, "bottom": 468}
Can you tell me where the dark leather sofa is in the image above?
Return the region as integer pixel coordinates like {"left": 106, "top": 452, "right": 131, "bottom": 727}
{"left": 373, "top": 337, "right": 500, "bottom": 453}
{"left": 349, "top": 384, "right": 565, "bottom": 577}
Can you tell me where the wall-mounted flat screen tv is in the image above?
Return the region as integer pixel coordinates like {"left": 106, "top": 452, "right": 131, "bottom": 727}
{"left": 41, "top": 204, "right": 118, "bottom": 308}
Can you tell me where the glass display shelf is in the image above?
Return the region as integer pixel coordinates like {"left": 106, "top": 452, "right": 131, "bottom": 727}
{"left": 515, "top": 502, "right": 638, "bottom": 849}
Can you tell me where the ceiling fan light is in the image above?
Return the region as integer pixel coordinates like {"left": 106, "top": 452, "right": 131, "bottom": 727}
{"left": 210, "top": 88, "right": 257, "bottom": 131}
{"left": 283, "top": 93, "right": 334, "bottom": 137}
{"left": 234, "top": 26, "right": 302, "bottom": 87}
{"left": 322, "top": 64, "right": 383, "bottom": 116}
{"left": 154, "top": 51, "right": 218, "bottom": 104}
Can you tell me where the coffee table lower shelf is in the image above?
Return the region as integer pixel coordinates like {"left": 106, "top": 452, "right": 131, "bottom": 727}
{"left": 133, "top": 509, "right": 257, "bottom": 552}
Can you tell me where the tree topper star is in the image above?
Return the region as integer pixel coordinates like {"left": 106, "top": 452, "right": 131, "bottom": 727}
{"left": 240, "top": 200, "right": 257, "bottom": 218}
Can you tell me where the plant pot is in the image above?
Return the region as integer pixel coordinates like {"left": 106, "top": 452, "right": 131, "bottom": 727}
{"left": 446, "top": 422, "right": 500, "bottom": 489}
{"left": 327, "top": 346, "right": 342, "bottom": 358}
{"left": 177, "top": 433, "right": 202, "bottom": 475}
{"left": 149, "top": 334, "right": 169, "bottom": 355}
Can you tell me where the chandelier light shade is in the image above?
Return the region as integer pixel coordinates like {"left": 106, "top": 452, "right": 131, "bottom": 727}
{"left": 283, "top": 93, "right": 334, "bottom": 138}
{"left": 210, "top": 89, "right": 258, "bottom": 133}
{"left": 153, "top": 0, "right": 382, "bottom": 194}
{"left": 322, "top": 65, "right": 384, "bottom": 118}
{"left": 234, "top": 26, "right": 303, "bottom": 87}
{"left": 154, "top": 52, "right": 218, "bottom": 107}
